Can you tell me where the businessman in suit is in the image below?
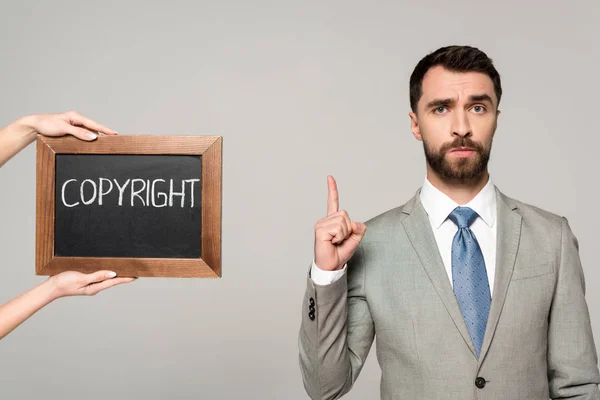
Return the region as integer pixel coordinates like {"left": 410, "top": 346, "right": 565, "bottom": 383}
{"left": 298, "top": 45, "right": 600, "bottom": 399}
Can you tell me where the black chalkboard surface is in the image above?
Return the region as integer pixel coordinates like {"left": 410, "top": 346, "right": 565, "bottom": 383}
{"left": 54, "top": 154, "right": 202, "bottom": 258}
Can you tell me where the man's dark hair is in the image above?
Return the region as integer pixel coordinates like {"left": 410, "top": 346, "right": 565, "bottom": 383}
{"left": 409, "top": 45, "right": 502, "bottom": 113}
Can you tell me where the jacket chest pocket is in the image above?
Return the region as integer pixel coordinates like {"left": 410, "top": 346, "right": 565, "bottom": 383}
{"left": 511, "top": 262, "right": 554, "bottom": 280}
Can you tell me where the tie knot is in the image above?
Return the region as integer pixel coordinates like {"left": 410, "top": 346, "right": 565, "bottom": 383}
{"left": 448, "top": 207, "right": 478, "bottom": 228}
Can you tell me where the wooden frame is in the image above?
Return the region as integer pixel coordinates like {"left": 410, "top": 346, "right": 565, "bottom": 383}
{"left": 36, "top": 135, "right": 222, "bottom": 278}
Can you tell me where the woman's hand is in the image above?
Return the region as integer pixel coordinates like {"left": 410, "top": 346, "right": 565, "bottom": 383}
{"left": 19, "top": 110, "right": 117, "bottom": 141}
{"left": 0, "top": 110, "right": 117, "bottom": 167}
{"left": 48, "top": 270, "right": 135, "bottom": 298}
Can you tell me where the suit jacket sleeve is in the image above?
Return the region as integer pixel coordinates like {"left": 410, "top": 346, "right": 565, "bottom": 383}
{"left": 298, "top": 245, "right": 375, "bottom": 400}
{"left": 548, "top": 217, "right": 600, "bottom": 399}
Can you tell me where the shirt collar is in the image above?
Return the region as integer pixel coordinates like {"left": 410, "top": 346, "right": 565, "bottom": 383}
{"left": 419, "top": 176, "right": 496, "bottom": 229}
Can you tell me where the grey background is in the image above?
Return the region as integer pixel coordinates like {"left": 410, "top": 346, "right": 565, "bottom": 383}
{"left": 0, "top": 1, "right": 598, "bottom": 399}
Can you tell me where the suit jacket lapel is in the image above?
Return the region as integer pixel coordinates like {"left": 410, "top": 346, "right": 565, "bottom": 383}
{"left": 401, "top": 191, "right": 477, "bottom": 358}
{"left": 478, "top": 188, "right": 522, "bottom": 364}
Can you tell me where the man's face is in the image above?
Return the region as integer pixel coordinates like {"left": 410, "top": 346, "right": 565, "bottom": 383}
{"left": 409, "top": 66, "right": 500, "bottom": 181}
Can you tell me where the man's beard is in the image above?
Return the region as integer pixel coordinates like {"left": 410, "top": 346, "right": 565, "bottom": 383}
{"left": 423, "top": 137, "right": 491, "bottom": 181}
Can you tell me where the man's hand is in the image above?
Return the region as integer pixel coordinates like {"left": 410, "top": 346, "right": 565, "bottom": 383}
{"left": 314, "top": 176, "right": 367, "bottom": 271}
{"left": 48, "top": 270, "right": 135, "bottom": 299}
{"left": 20, "top": 110, "right": 117, "bottom": 141}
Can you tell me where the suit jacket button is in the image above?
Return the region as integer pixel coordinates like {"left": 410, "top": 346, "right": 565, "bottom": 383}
{"left": 309, "top": 297, "right": 315, "bottom": 306}
{"left": 475, "top": 377, "right": 486, "bottom": 389}
{"left": 308, "top": 311, "right": 315, "bottom": 321}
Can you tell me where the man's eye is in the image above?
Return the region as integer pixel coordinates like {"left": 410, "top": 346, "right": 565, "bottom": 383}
{"left": 472, "top": 105, "right": 486, "bottom": 113}
{"left": 434, "top": 107, "right": 447, "bottom": 114}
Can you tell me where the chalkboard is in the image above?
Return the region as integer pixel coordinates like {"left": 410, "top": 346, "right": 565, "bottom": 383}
{"left": 55, "top": 154, "right": 202, "bottom": 258}
{"left": 36, "top": 135, "right": 222, "bottom": 278}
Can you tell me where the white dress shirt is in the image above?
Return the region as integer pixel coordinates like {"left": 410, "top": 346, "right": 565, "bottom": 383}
{"left": 311, "top": 177, "right": 498, "bottom": 297}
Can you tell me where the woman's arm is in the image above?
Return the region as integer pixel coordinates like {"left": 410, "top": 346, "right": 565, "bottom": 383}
{"left": 0, "top": 111, "right": 116, "bottom": 168}
{"left": 0, "top": 270, "right": 134, "bottom": 340}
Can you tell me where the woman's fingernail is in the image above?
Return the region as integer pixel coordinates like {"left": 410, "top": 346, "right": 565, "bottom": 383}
{"left": 87, "top": 133, "right": 98, "bottom": 140}
{"left": 106, "top": 271, "right": 117, "bottom": 278}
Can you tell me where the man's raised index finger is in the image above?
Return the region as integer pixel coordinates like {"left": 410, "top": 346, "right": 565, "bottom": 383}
{"left": 327, "top": 175, "right": 339, "bottom": 216}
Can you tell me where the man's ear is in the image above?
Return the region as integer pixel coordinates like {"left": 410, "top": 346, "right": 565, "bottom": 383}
{"left": 409, "top": 111, "right": 422, "bottom": 141}
{"left": 493, "top": 109, "right": 501, "bottom": 133}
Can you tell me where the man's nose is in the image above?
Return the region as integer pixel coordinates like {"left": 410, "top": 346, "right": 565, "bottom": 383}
{"left": 452, "top": 110, "right": 472, "bottom": 138}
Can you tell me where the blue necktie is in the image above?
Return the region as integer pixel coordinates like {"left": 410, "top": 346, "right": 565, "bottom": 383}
{"left": 449, "top": 207, "right": 491, "bottom": 357}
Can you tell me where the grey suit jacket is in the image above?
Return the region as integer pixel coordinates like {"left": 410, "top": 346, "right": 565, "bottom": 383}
{"left": 299, "top": 187, "right": 600, "bottom": 399}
